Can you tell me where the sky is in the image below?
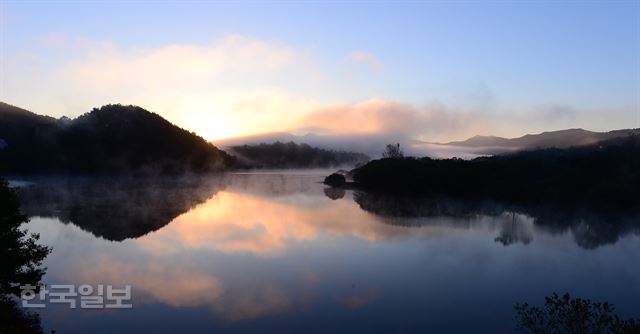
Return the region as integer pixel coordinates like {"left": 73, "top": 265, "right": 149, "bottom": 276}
{"left": 1, "top": 0, "right": 639, "bottom": 142}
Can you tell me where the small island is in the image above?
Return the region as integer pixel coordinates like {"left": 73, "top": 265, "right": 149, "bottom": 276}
{"left": 323, "top": 173, "right": 346, "bottom": 186}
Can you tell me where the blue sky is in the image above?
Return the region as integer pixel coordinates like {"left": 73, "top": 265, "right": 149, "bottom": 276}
{"left": 1, "top": 1, "right": 639, "bottom": 140}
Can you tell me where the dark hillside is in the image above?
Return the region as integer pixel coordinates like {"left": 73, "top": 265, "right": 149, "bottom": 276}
{"left": 350, "top": 136, "right": 640, "bottom": 207}
{"left": 0, "top": 103, "right": 234, "bottom": 174}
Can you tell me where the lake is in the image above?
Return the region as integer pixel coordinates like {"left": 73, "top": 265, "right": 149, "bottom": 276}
{"left": 13, "top": 171, "right": 640, "bottom": 333}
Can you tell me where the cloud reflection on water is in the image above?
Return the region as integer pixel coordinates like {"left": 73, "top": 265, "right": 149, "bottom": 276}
{"left": 19, "top": 173, "right": 640, "bottom": 327}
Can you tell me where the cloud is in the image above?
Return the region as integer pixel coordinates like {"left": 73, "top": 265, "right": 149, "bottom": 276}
{"left": 136, "top": 191, "right": 383, "bottom": 256}
{"left": 74, "top": 258, "right": 224, "bottom": 308}
{"left": 348, "top": 51, "right": 383, "bottom": 70}
{"left": 4, "top": 32, "right": 632, "bottom": 145}
{"left": 59, "top": 34, "right": 298, "bottom": 92}
{"left": 295, "top": 98, "right": 488, "bottom": 140}
{"left": 2, "top": 34, "right": 324, "bottom": 140}
{"left": 209, "top": 98, "right": 494, "bottom": 157}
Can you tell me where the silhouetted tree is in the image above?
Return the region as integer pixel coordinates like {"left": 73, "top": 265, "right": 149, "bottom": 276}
{"left": 0, "top": 298, "right": 44, "bottom": 333}
{"left": 382, "top": 143, "right": 403, "bottom": 159}
{"left": 0, "top": 179, "right": 50, "bottom": 296}
{"left": 515, "top": 293, "right": 639, "bottom": 334}
{"left": 1, "top": 178, "right": 51, "bottom": 334}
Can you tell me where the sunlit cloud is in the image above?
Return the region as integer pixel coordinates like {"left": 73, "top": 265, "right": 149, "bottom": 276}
{"left": 295, "top": 98, "right": 489, "bottom": 141}
{"left": 2, "top": 32, "right": 635, "bottom": 143}
{"left": 173, "top": 90, "right": 320, "bottom": 140}
{"left": 59, "top": 34, "right": 297, "bottom": 90}
{"left": 2, "top": 34, "right": 324, "bottom": 140}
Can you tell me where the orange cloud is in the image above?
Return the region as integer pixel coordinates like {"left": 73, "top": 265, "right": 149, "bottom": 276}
{"left": 295, "top": 98, "right": 488, "bottom": 140}
{"left": 2, "top": 34, "right": 325, "bottom": 140}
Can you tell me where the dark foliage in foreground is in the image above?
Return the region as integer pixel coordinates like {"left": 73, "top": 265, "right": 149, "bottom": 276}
{"left": 515, "top": 293, "right": 640, "bottom": 334}
{"left": 0, "top": 297, "right": 43, "bottom": 334}
{"left": 0, "top": 102, "right": 234, "bottom": 175}
{"left": 1, "top": 178, "right": 50, "bottom": 333}
{"left": 230, "top": 141, "right": 369, "bottom": 168}
{"left": 0, "top": 179, "right": 50, "bottom": 296}
{"left": 351, "top": 136, "right": 640, "bottom": 207}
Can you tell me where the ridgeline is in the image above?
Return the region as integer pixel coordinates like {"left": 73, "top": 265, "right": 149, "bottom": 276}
{"left": 335, "top": 135, "right": 640, "bottom": 207}
{"left": 0, "top": 103, "right": 234, "bottom": 175}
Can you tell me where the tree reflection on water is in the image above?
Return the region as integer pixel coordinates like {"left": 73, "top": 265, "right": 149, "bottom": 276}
{"left": 352, "top": 191, "right": 640, "bottom": 250}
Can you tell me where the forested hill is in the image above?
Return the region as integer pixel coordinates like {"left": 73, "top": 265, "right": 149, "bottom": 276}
{"left": 229, "top": 141, "right": 370, "bottom": 168}
{"left": 348, "top": 135, "right": 640, "bottom": 207}
{"left": 0, "top": 103, "right": 234, "bottom": 175}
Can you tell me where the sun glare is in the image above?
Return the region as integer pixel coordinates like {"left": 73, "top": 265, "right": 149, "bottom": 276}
{"left": 179, "top": 105, "right": 240, "bottom": 141}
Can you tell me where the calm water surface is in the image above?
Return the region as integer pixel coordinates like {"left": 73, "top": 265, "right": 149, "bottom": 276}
{"left": 14, "top": 171, "right": 640, "bottom": 333}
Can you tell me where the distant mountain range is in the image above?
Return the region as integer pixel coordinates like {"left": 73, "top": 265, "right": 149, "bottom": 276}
{"left": 0, "top": 102, "right": 234, "bottom": 175}
{"left": 436, "top": 128, "right": 640, "bottom": 154}
{"left": 217, "top": 128, "right": 640, "bottom": 158}
{"left": 3, "top": 101, "right": 638, "bottom": 174}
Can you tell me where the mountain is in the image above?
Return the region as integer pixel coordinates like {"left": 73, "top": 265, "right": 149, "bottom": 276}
{"left": 0, "top": 102, "right": 234, "bottom": 175}
{"left": 216, "top": 128, "right": 640, "bottom": 160}
{"left": 438, "top": 128, "right": 640, "bottom": 152}
{"left": 229, "top": 141, "right": 370, "bottom": 168}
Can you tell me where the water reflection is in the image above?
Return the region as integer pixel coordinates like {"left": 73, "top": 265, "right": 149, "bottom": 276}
{"left": 16, "top": 176, "right": 227, "bottom": 240}
{"left": 12, "top": 173, "right": 640, "bottom": 333}
{"left": 14, "top": 174, "right": 640, "bottom": 251}
{"left": 351, "top": 191, "right": 640, "bottom": 249}
{"left": 324, "top": 187, "right": 346, "bottom": 200}
{"left": 494, "top": 213, "right": 533, "bottom": 246}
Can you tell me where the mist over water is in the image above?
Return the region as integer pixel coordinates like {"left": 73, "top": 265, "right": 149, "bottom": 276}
{"left": 13, "top": 172, "right": 640, "bottom": 333}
